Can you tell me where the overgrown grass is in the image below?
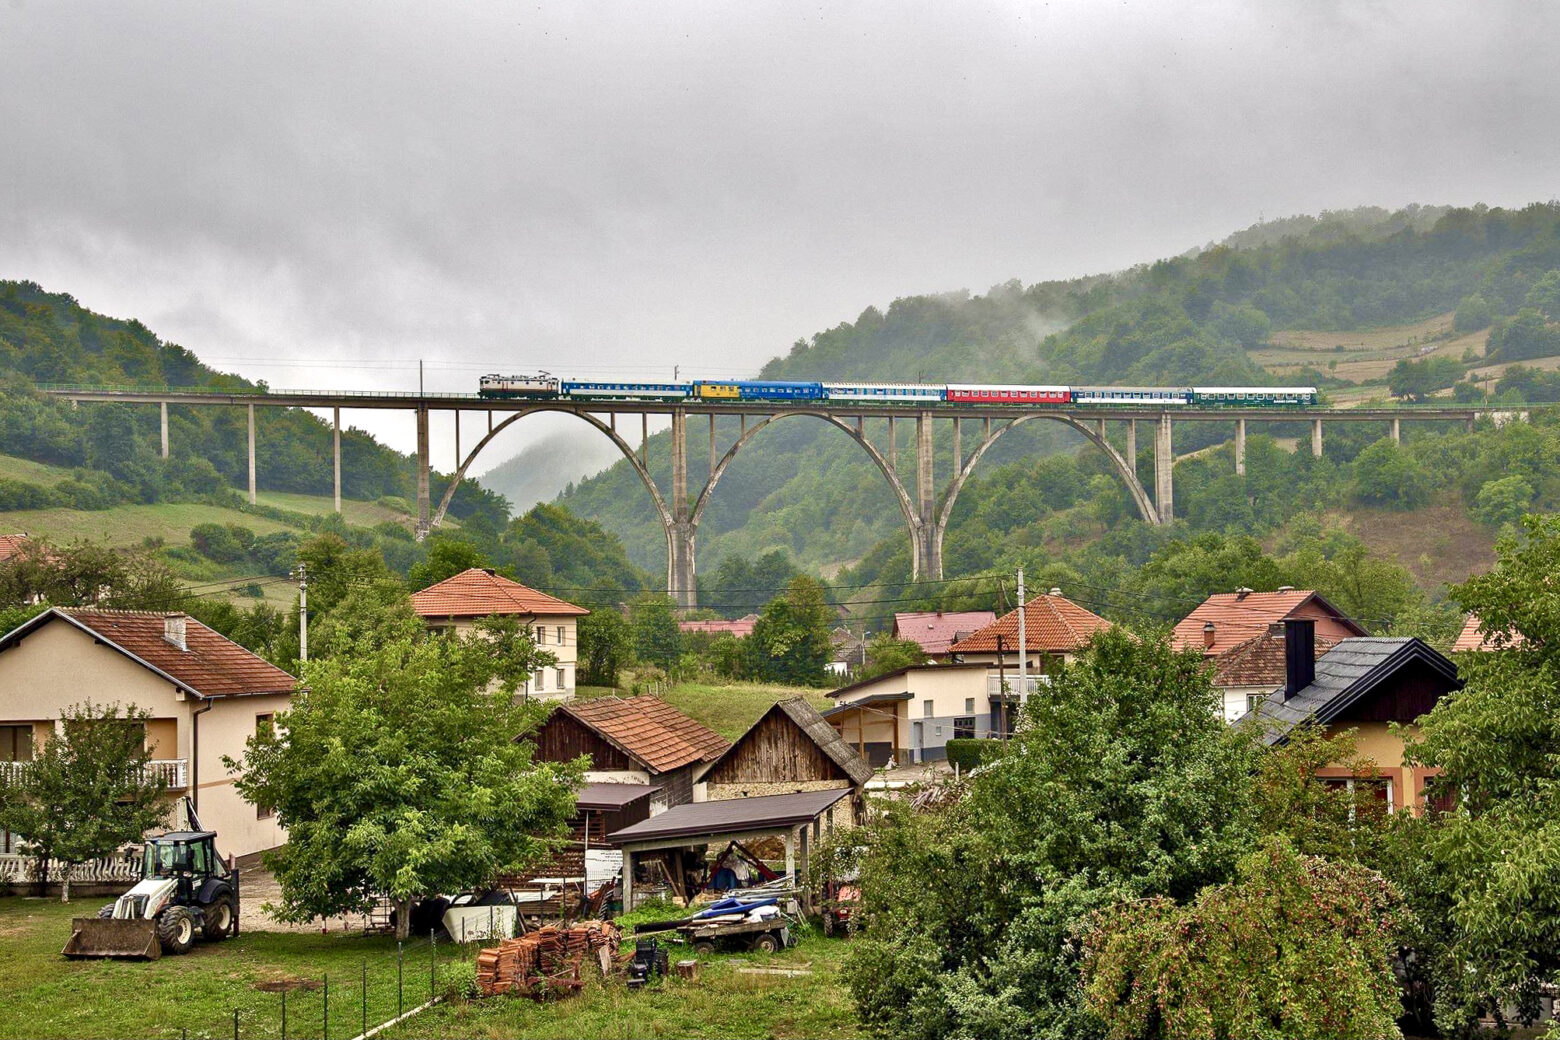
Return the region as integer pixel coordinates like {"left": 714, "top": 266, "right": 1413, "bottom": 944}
{"left": 379, "top": 926, "right": 864, "bottom": 1040}
{"left": 0, "top": 503, "right": 299, "bottom": 547}
{"left": 0, "top": 896, "right": 459, "bottom": 1040}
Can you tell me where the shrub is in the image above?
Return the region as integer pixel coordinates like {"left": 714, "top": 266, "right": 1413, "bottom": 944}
{"left": 189, "top": 522, "right": 246, "bottom": 563}
{"left": 0, "top": 479, "right": 60, "bottom": 511}
{"left": 944, "top": 738, "right": 1004, "bottom": 771}
{"left": 436, "top": 959, "right": 480, "bottom": 1001}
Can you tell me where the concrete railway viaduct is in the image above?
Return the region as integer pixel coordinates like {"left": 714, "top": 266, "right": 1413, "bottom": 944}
{"left": 42, "top": 386, "right": 1509, "bottom": 610}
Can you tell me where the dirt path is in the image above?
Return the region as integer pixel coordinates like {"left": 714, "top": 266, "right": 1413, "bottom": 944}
{"left": 238, "top": 866, "right": 361, "bottom": 934}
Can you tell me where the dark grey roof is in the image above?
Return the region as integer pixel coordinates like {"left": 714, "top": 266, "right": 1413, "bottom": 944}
{"left": 574, "top": 782, "right": 661, "bottom": 811}
{"left": 607, "top": 788, "right": 852, "bottom": 846}
{"left": 1237, "top": 637, "right": 1460, "bottom": 745}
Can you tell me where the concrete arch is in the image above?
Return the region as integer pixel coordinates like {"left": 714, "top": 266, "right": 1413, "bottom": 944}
{"left": 426, "top": 405, "right": 673, "bottom": 535}
{"left": 928, "top": 414, "right": 1159, "bottom": 575}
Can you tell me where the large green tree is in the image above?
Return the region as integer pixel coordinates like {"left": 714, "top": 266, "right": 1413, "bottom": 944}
{"left": 231, "top": 593, "right": 579, "bottom": 939}
{"left": 747, "top": 576, "right": 836, "bottom": 686}
{"left": 844, "top": 629, "right": 1260, "bottom": 1039}
{"left": 1400, "top": 514, "right": 1560, "bottom": 1034}
{"left": 0, "top": 701, "right": 169, "bottom": 901}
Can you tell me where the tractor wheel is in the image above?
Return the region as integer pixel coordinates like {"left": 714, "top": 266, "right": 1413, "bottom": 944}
{"left": 202, "top": 897, "right": 236, "bottom": 941}
{"left": 156, "top": 906, "right": 197, "bottom": 955}
{"left": 821, "top": 911, "right": 835, "bottom": 938}
{"left": 692, "top": 940, "right": 716, "bottom": 955}
{"left": 96, "top": 903, "right": 118, "bottom": 920}
{"left": 750, "top": 932, "right": 782, "bottom": 954}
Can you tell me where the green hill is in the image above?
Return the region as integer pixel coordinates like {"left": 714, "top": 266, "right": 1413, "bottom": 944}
{"left": 558, "top": 202, "right": 1560, "bottom": 608}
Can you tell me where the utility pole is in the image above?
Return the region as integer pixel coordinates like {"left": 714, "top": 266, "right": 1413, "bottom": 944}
{"left": 296, "top": 563, "right": 308, "bottom": 663}
{"left": 1016, "top": 568, "right": 1026, "bottom": 707}
{"left": 419, "top": 359, "right": 424, "bottom": 396}
{"left": 995, "top": 633, "right": 1007, "bottom": 743}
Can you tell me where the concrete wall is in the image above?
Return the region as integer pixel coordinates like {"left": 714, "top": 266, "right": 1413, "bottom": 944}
{"left": 199, "top": 692, "right": 292, "bottom": 858}
{"left": 704, "top": 779, "right": 857, "bottom": 830}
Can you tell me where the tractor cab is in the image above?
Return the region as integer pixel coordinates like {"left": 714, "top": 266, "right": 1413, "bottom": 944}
{"left": 143, "top": 831, "right": 224, "bottom": 880}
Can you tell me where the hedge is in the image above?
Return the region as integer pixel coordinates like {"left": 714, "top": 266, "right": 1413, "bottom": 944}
{"left": 945, "top": 738, "right": 1006, "bottom": 771}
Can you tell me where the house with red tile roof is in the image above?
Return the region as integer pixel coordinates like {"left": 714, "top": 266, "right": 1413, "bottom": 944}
{"left": 0, "top": 534, "right": 32, "bottom": 564}
{"left": 949, "top": 591, "right": 1113, "bottom": 698}
{"left": 678, "top": 614, "right": 759, "bottom": 639}
{"left": 1451, "top": 613, "right": 1520, "bottom": 653}
{"left": 1172, "top": 588, "right": 1366, "bottom": 657}
{"left": 0, "top": 608, "right": 299, "bottom": 859}
{"left": 411, "top": 568, "right": 588, "bottom": 701}
{"left": 891, "top": 610, "right": 997, "bottom": 660}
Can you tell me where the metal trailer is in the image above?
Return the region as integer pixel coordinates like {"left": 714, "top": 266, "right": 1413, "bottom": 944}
{"left": 678, "top": 915, "right": 793, "bottom": 955}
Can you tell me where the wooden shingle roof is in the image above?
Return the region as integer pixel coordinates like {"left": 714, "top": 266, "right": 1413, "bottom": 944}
{"left": 560, "top": 696, "right": 729, "bottom": 774}
{"left": 950, "top": 594, "right": 1111, "bottom": 654}
{"left": 411, "top": 568, "right": 588, "bottom": 619}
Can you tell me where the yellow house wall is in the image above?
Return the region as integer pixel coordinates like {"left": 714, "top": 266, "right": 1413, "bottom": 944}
{"left": 1323, "top": 721, "right": 1422, "bottom": 813}
{"left": 197, "top": 692, "right": 293, "bottom": 859}
{"left": 429, "top": 614, "right": 580, "bottom": 699}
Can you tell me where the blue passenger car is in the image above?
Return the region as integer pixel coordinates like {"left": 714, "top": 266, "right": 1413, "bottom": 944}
{"left": 725, "top": 380, "right": 826, "bottom": 401}
{"left": 561, "top": 381, "right": 694, "bottom": 400}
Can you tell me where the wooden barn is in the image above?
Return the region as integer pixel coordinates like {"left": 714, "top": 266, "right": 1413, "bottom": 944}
{"left": 698, "top": 697, "right": 873, "bottom": 828}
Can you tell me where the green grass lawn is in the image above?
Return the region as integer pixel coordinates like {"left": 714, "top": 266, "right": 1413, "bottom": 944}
{"left": 379, "top": 927, "right": 864, "bottom": 1040}
{"left": 0, "top": 896, "right": 459, "bottom": 1040}
{"left": 0, "top": 454, "right": 75, "bottom": 486}
{"left": 0, "top": 897, "right": 863, "bottom": 1040}
{"left": 576, "top": 682, "right": 832, "bottom": 742}
{"left": 0, "top": 503, "right": 300, "bottom": 547}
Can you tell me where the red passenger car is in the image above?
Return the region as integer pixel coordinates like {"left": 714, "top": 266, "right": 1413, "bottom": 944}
{"left": 945, "top": 384, "right": 1071, "bottom": 405}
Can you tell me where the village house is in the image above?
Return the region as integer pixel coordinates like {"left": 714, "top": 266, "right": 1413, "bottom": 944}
{"left": 0, "top": 534, "right": 31, "bottom": 563}
{"left": 823, "top": 662, "right": 991, "bottom": 765}
{"left": 697, "top": 696, "right": 873, "bottom": 830}
{"left": 1172, "top": 587, "right": 1366, "bottom": 657}
{"left": 410, "top": 567, "right": 588, "bottom": 701}
{"left": 892, "top": 609, "right": 996, "bottom": 662}
{"left": 1452, "top": 613, "right": 1519, "bottom": 652}
{"left": 677, "top": 614, "right": 759, "bottom": 639}
{"left": 1239, "top": 619, "right": 1462, "bottom": 815}
{"left": 1207, "top": 627, "right": 1339, "bottom": 722}
{"left": 948, "top": 590, "right": 1113, "bottom": 701}
{"left": 0, "top": 608, "right": 297, "bottom": 860}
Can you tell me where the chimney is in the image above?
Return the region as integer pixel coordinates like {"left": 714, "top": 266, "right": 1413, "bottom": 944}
{"left": 164, "top": 613, "right": 188, "bottom": 651}
{"left": 1202, "top": 621, "right": 1216, "bottom": 649}
{"left": 1235, "top": 587, "right": 1253, "bottom": 600}
{"left": 1283, "top": 618, "right": 1315, "bottom": 700}
{"left": 1049, "top": 587, "right": 1062, "bottom": 597}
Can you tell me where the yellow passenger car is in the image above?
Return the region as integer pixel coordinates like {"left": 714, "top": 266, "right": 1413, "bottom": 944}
{"left": 697, "top": 382, "right": 742, "bottom": 399}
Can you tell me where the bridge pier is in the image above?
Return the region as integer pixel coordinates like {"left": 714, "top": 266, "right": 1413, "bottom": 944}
{"left": 914, "top": 411, "right": 938, "bottom": 582}
{"left": 1311, "top": 418, "right": 1323, "bottom": 458}
{"left": 1126, "top": 419, "right": 1137, "bottom": 475}
{"left": 160, "top": 402, "right": 169, "bottom": 459}
{"left": 1154, "top": 414, "right": 1174, "bottom": 523}
{"left": 247, "top": 403, "right": 256, "bottom": 505}
{"left": 1235, "top": 418, "right": 1246, "bottom": 476}
{"left": 667, "top": 409, "right": 697, "bottom": 611}
{"left": 1391, "top": 416, "right": 1401, "bottom": 444}
{"left": 416, "top": 405, "right": 430, "bottom": 537}
{"left": 333, "top": 407, "right": 342, "bottom": 514}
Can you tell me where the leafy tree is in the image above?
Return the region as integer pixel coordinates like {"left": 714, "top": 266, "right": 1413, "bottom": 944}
{"left": 1453, "top": 292, "right": 1494, "bottom": 332}
{"left": 858, "top": 633, "right": 928, "bottom": 681}
{"left": 1472, "top": 474, "right": 1534, "bottom": 527}
{"left": 577, "top": 607, "right": 630, "bottom": 687}
{"left": 1523, "top": 268, "right": 1560, "bottom": 321}
{"left": 1387, "top": 356, "right": 1463, "bottom": 401}
{"left": 0, "top": 538, "right": 184, "bottom": 610}
{"left": 844, "top": 629, "right": 1260, "bottom": 1039}
{"left": 1080, "top": 837, "right": 1404, "bottom": 1040}
{"left": 1487, "top": 307, "right": 1560, "bottom": 363}
{"left": 406, "top": 537, "right": 489, "bottom": 590}
{"left": 189, "top": 522, "right": 247, "bottom": 564}
{"left": 231, "top": 595, "right": 579, "bottom": 939}
{"left": 747, "top": 576, "right": 836, "bottom": 686}
{"left": 1400, "top": 515, "right": 1560, "bottom": 1034}
{"left": 1349, "top": 437, "right": 1431, "bottom": 508}
{"left": 629, "top": 593, "right": 682, "bottom": 672}
{"left": 0, "top": 701, "right": 169, "bottom": 901}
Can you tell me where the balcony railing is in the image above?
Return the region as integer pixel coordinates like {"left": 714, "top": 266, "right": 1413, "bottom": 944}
{"left": 987, "top": 674, "right": 1049, "bottom": 699}
{"left": 0, "top": 759, "right": 188, "bottom": 789}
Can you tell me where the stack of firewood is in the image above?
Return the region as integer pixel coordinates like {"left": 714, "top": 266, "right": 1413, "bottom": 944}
{"left": 474, "top": 921, "right": 620, "bottom": 999}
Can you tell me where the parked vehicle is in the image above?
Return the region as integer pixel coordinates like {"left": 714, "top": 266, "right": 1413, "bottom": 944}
{"left": 63, "top": 830, "right": 239, "bottom": 960}
{"left": 819, "top": 879, "right": 861, "bottom": 937}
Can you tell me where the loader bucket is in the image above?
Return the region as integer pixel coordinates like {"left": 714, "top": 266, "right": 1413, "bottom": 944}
{"left": 62, "top": 917, "right": 162, "bottom": 960}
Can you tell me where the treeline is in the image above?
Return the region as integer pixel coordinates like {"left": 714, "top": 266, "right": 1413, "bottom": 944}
{"left": 0, "top": 280, "right": 507, "bottom": 526}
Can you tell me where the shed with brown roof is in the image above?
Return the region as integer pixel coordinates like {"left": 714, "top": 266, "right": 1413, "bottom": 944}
{"left": 532, "top": 696, "right": 729, "bottom": 808}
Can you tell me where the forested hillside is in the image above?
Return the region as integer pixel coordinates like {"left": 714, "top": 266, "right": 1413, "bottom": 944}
{"left": 0, "top": 280, "right": 506, "bottom": 525}
{"left": 561, "top": 202, "right": 1560, "bottom": 608}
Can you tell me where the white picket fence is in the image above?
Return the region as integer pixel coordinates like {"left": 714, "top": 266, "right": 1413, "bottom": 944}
{"left": 0, "top": 758, "right": 188, "bottom": 788}
{"left": 0, "top": 852, "right": 140, "bottom": 886}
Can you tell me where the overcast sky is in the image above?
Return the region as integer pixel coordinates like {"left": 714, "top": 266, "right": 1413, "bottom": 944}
{"left": 2, "top": 0, "right": 1557, "bottom": 473}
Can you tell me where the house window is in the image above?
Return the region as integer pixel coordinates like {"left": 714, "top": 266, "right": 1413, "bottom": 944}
{"left": 535, "top": 626, "right": 547, "bottom": 645}
{"left": 953, "top": 717, "right": 976, "bottom": 740}
{"left": 923, "top": 699, "right": 934, "bottom": 718}
{"left": 1246, "top": 693, "right": 1266, "bottom": 714}
{"left": 964, "top": 698, "right": 975, "bottom": 714}
{"left": 556, "top": 667, "right": 566, "bottom": 690}
{"left": 255, "top": 714, "right": 274, "bottom": 739}
{"left": 0, "top": 725, "right": 32, "bottom": 763}
{"left": 534, "top": 669, "right": 546, "bottom": 691}
{"left": 557, "top": 625, "right": 566, "bottom": 645}
{"left": 1321, "top": 777, "right": 1393, "bottom": 821}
